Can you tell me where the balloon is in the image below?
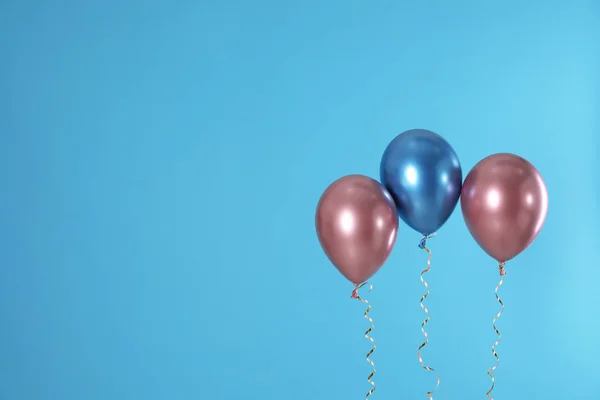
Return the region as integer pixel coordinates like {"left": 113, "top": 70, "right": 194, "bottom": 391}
{"left": 461, "top": 153, "right": 548, "bottom": 262}
{"left": 380, "top": 129, "right": 463, "bottom": 235}
{"left": 316, "top": 175, "right": 399, "bottom": 285}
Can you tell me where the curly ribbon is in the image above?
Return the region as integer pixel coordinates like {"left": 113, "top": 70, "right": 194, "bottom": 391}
{"left": 417, "top": 233, "right": 440, "bottom": 400}
{"left": 486, "top": 262, "right": 506, "bottom": 400}
{"left": 351, "top": 282, "right": 376, "bottom": 400}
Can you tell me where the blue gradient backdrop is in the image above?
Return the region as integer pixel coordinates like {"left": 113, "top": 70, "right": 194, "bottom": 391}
{"left": 1, "top": 1, "right": 598, "bottom": 399}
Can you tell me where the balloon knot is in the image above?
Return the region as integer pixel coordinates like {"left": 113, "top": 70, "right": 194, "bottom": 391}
{"left": 499, "top": 262, "right": 506, "bottom": 276}
{"left": 351, "top": 286, "right": 359, "bottom": 299}
{"left": 418, "top": 233, "right": 436, "bottom": 249}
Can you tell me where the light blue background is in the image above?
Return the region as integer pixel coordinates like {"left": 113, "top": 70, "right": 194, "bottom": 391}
{"left": 1, "top": 0, "right": 598, "bottom": 399}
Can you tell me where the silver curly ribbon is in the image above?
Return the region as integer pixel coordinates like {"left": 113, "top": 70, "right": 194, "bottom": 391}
{"left": 486, "top": 262, "right": 506, "bottom": 400}
{"left": 418, "top": 233, "right": 440, "bottom": 400}
{"left": 352, "top": 282, "right": 376, "bottom": 400}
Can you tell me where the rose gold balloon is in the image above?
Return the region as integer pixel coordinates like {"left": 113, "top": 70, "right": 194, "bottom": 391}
{"left": 461, "top": 153, "right": 548, "bottom": 262}
{"left": 316, "top": 175, "right": 399, "bottom": 284}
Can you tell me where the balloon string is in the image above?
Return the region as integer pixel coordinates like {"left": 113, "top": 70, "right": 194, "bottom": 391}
{"left": 486, "top": 262, "right": 506, "bottom": 400}
{"left": 418, "top": 233, "right": 440, "bottom": 400}
{"left": 351, "top": 282, "right": 376, "bottom": 400}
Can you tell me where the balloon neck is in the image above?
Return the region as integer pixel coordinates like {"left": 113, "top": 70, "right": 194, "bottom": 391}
{"left": 418, "top": 233, "right": 436, "bottom": 249}
{"left": 351, "top": 286, "right": 359, "bottom": 299}
{"left": 499, "top": 262, "right": 506, "bottom": 276}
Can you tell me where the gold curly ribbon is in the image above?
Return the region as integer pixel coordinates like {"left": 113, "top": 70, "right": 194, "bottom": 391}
{"left": 486, "top": 262, "right": 506, "bottom": 400}
{"left": 418, "top": 233, "right": 440, "bottom": 400}
{"left": 351, "top": 282, "right": 376, "bottom": 400}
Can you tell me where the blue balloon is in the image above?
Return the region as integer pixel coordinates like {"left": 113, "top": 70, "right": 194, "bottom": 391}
{"left": 380, "top": 129, "right": 462, "bottom": 236}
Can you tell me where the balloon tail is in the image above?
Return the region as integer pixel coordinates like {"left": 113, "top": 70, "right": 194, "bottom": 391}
{"left": 351, "top": 282, "right": 376, "bottom": 400}
{"left": 486, "top": 262, "right": 506, "bottom": 400}
{"left": 418, "top": 233, "right": 440, "bottom": 400}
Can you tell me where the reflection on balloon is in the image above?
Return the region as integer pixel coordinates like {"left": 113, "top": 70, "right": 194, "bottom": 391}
{"left": 380, "top": 129, "right": 463, "bottom": 235}
{"left": 315, "top": 175, "right": 399, "bottom": 284}
{"left": 461, "top": 153, "right": 548, "bottom": 262}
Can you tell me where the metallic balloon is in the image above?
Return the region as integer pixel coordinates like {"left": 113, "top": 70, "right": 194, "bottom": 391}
{"left": 461, "top": 153, "right": 548, "bottom": 262}
{"left": 316, "top": 175, "right": 399, "bottom": 285}
{"left": 380, "top": 129, "right": 463, "bottom": 235}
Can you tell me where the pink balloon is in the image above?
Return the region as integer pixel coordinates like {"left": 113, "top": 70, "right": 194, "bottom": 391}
{"left": 316, "top": 175, "right": 399, "bottom": 284}
{"left": 461, "top": 154, "right": 548, "bottom": 262}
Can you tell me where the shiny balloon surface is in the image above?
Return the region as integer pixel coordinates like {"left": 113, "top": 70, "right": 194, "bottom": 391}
{"left": 316, "top": 175, "right": 398, "bottom": 284}
{"left": 461, "top": 153, "right": 548, "bottom": 262}
{"left": 380, "top": 129, "right": 462, "bottom": 235}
